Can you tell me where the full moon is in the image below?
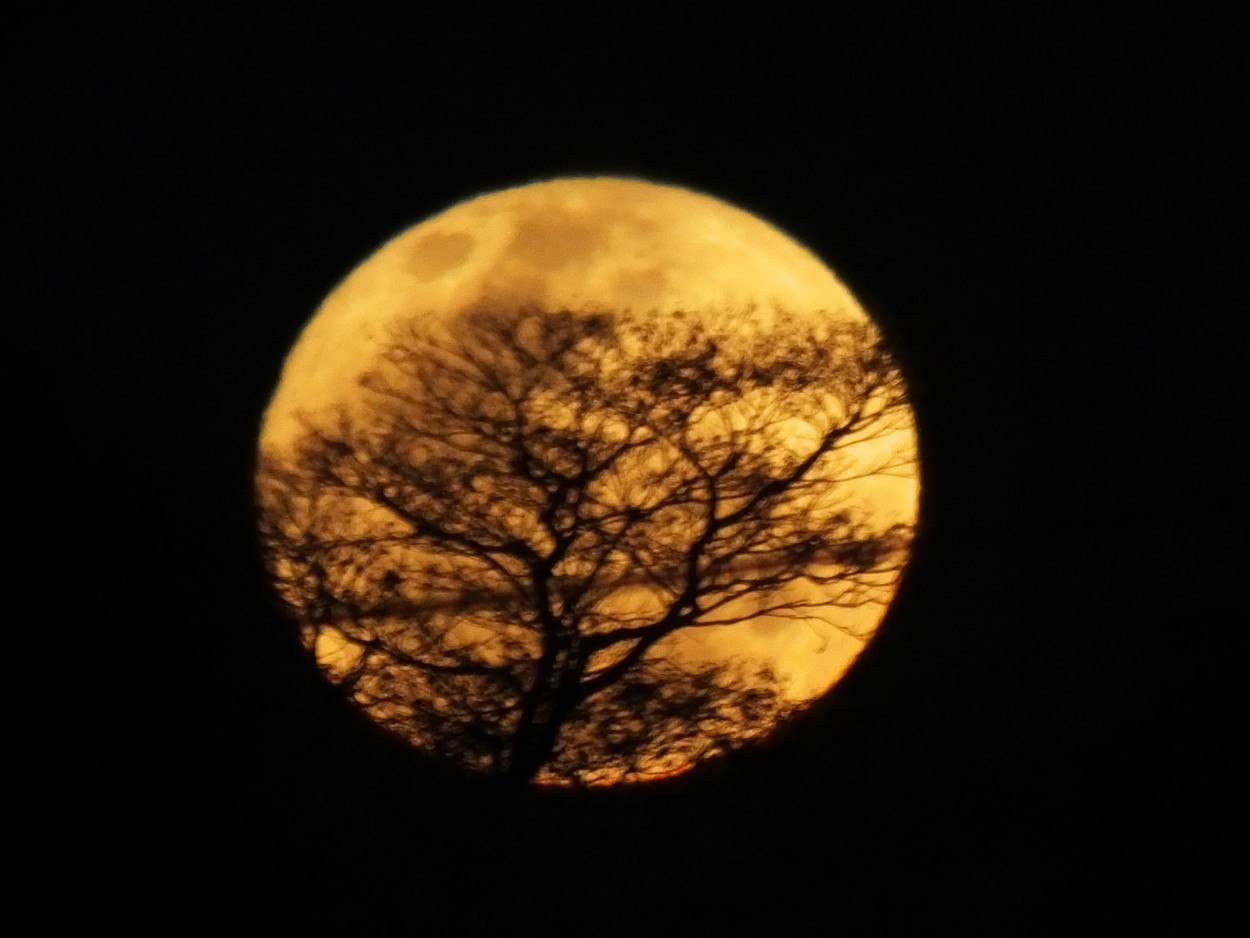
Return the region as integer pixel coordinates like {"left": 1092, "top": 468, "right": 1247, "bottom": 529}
{"left": 258, "top": 177, "right": 919, "bottom": 785}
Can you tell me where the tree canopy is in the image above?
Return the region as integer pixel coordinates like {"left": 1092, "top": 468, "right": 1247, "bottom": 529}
{"left": 257, "top": 305, "right": 915, "bottom": 785}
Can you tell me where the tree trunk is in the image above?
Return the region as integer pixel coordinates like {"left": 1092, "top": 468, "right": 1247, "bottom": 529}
{"left": 503, "top": 631, "right": 583, "bottom": 784}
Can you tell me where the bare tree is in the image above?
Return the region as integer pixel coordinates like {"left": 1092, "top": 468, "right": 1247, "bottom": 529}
{"left": 257, "top": 306, "right": 915, "bottom": 785}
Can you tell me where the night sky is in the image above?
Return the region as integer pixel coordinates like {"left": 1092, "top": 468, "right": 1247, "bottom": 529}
{"left": 47, "top": 10, "right": 1234, "bottom": 928}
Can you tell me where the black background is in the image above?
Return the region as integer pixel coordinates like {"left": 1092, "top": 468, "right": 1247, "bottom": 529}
{"left": 37, "top": 9, "right": 1235, "bottom": 928}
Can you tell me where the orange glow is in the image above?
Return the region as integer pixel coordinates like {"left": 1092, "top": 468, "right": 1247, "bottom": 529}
{"left": 259, "top": 178, "right": 919, "bottom": 785}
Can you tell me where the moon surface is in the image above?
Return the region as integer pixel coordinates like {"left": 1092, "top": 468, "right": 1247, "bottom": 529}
{"left": 259, "top": 176, "right": 918, "bottom": 781}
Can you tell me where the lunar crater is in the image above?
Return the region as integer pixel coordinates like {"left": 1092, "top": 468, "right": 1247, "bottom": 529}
{"left": 407, "top": 230, "right": 475, "bottom": 280}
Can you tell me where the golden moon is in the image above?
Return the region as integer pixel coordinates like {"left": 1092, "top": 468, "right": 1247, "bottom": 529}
{"left": 257, "top": 177, "right": 919, "bottom": 786}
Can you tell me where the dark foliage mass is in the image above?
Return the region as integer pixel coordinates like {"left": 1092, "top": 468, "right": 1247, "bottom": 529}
{"left": 257, "top": 306, "right": 914, "bottom": 785}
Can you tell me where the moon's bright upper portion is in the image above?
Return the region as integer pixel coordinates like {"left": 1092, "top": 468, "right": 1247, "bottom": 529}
{"left": 259, "top": 177, "right": 918, "bottom": 779}
{"left": 263, "top": 178, "right": 867, "bottom": 452}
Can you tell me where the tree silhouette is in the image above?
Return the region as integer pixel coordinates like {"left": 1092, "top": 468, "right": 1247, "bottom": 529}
{"left": 257, "top": 305, "right": 915, "bottom": 786}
